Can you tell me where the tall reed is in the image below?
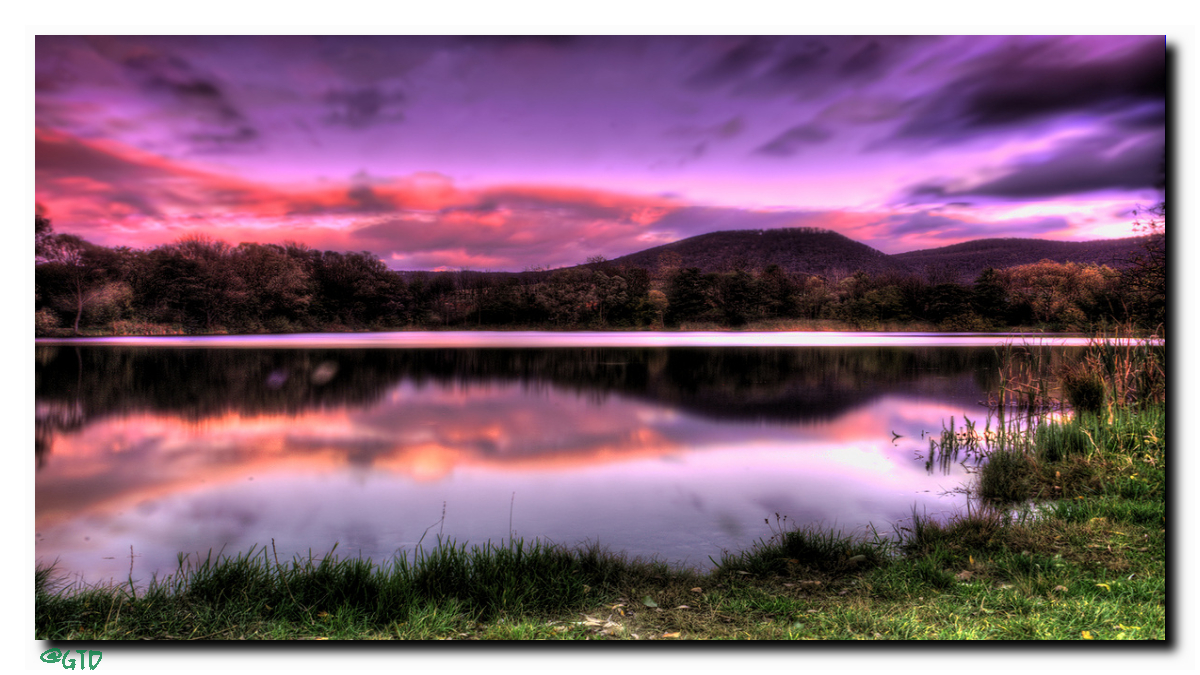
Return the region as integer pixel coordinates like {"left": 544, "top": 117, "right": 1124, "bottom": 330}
{"left": 976, "top": 326, "right": 1164, "bottom": 504}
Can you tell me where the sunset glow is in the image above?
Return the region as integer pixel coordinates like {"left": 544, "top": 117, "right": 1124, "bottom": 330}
{"left": 35, "top": 35, "right": 1165, "bottom": 270}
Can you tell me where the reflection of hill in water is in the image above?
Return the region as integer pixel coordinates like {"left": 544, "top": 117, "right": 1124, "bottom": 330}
{"left": 36, "top": 344, "right": 1062, "bottom": 461}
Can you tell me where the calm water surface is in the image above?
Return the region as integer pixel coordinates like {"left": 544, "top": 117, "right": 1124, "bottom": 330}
{"left": 35, "top": 332, "right": 1083, "bottom": 586}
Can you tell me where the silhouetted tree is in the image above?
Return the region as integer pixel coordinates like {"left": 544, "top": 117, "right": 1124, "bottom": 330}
{"left": 1126, "top": 201, "right": 1166, "bottom": 328}
{"left": 665, "top": 267, "right": 712, "bottom": 326}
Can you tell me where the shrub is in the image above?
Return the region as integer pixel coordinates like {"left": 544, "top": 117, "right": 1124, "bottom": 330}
{"left": 35, "top": 308, "right": 61, "bottom": 335}
{"left": 979, "top": 449, "right": 1036, "bottom": 503}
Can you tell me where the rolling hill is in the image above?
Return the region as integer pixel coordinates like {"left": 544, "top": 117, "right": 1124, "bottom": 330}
{"left": 891, "top": 236, "right": 1150, "bottom": 283}
{"left": 599, "top": 227, "right": 914, "bottom": 279}
{"left": 594, "top": 228, "right": 1151, "bottom": 283}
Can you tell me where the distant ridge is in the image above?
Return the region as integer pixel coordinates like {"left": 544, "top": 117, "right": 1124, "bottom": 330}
{"left": 891, "top": 236, "right": 1148, "bottom": 283}
{"left": 600, "top": 227, "right": 914, "bottom": 279}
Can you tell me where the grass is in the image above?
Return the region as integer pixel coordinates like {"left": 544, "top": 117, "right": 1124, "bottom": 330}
{"left": 36, "top": 488, "right": 1165, "bottom": 641}
{"left": 36, "top": 330, "right": 1166, "bottom": 641}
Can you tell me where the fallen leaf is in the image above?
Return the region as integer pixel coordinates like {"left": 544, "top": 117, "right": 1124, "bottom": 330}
{"left": 675, "top": 605, "right": 691, "bottom": 610}
{"left": 1096, "top": 583, "right": 1111, "bottom": 591}
{"left": 662, "top": 632, "right": 681, "bottom": 638}
{"left": 955, "top": 570, "right": 973, "bottom": 581}
{"left": 1053, "top": 585, "right": 1069, "bottom": 593}
{"left": 642, "top": 596, "right": 659, "bottom": 608}
{"left": 690, "top": 587, "right": 703, "bottom": 593}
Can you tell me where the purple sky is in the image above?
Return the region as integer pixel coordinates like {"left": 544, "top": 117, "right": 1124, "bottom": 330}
{"left": 35, "top": 35, "right": 1165, "bottom": 271}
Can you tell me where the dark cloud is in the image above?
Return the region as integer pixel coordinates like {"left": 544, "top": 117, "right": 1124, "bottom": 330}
{"left": 188, "top": 126, "right": 260, "bottom": 152}
{"left": 323, "top": 87, "right": 406, "bottom": 128}
{"left": 688, "top": 36, "right": 930, "bottom": 99}
{"left": 457, "top": 35, "right": 578, "bottom": 49}
{"left": 661, "top": 117, "right": 743, "bottom": 165}
{"left": 890, "top": 37, "right": 1165, "bottom": 144}
{"left": 118, "top": 50, "right": 260, "bottom": 152}
{"left": 763, "top": 41, "right": 830, "bottom": 82}
{"left": 685, "top": 38, "right": 777, "bottom": 90}
{"left": 345, "top": 184, "right": 397, "bottom": 213}
{"left": 755, "top": 124, "right": 833, "bottom": 157}
{"left": 840, "top": 40, "right": 885, "bottom": 75}
{"left": 902, "top": 131, "right": 1164, "bottom": 202}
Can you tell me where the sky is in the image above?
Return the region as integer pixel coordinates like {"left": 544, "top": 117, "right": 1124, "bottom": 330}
{"left": 35, "top": 35, "right": 1166, "bottom": 271}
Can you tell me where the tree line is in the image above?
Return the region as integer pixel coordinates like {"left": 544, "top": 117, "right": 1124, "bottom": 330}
{"left": 34, "top": 213, "right": 1165, "bottom": 336}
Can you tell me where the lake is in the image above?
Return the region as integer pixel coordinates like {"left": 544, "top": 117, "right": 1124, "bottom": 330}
{"left": 35, "top": 332, "right": 1091, "bottom": 588}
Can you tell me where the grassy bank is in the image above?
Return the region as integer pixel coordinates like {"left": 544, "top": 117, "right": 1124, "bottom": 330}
{"left": 36, "top": 335, "right": 1166, "bottom": 640}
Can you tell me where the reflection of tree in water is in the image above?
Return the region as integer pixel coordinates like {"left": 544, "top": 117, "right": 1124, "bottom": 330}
{"left": 651, "top": 347, "right": 1016, "bottom": 423}
{"left": 35, "top": 344, "right": 1081, "bottom": 463}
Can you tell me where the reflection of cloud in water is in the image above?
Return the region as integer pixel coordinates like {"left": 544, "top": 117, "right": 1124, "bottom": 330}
{"left": 36, "top": 351, "right": 1003, "bottom": 587}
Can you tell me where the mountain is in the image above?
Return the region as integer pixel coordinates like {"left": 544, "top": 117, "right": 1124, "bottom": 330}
{"left": 891, "top": 236, "right": 1148, "bottom": 283}
{"left": 599, "top": 227, "right": 914, "bottom": 279}
{"left": 394, "top": 228, "right": 1151, "bottom": 285}
{"left": 593, "top": 228, "right": 1148, "bottom": 283}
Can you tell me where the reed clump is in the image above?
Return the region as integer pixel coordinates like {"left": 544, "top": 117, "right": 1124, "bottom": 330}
{"left": 976, "top": 327, "right": 1164, "bottom": 506}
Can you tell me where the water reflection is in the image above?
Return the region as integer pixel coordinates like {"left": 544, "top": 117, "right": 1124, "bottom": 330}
{"left": 35, "top": 343, "right": 1072, "bottom": 586}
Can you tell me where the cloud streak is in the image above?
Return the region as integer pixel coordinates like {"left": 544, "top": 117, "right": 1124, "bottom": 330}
{"left": 886, "top": 36, "right": 1165, "bottom": 146}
